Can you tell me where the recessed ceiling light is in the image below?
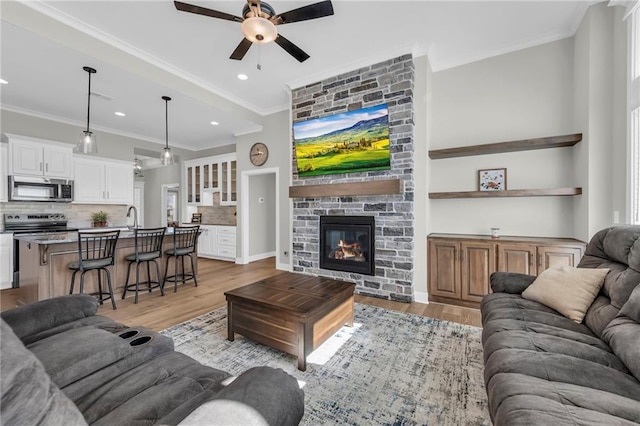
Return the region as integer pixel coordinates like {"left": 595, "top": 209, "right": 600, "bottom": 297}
{"left": 115, "top": 111, "right": 126, "bottom": 117}
{"left": 237, "top": 73, "right": 248, "bottom": 81}
{"left": 0, "top": 79, "right": 8, "bottom": 85}
{"left": 210, "top": 121, "right": 219, "bottom": 126}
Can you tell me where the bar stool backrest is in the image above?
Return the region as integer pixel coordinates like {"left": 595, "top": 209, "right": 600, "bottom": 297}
{"left": 133, "top": 227, "right": 166, "bottom": 259}
{"left": 76, "top": 230, "right": 120, "bottom": 268}
{"left": 172, "top": 226, "right": 199, "bottom": 252}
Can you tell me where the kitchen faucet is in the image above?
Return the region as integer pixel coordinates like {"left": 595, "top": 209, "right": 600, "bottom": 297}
{"left": 126, "top": 205, "right": 138, "bottom": 229}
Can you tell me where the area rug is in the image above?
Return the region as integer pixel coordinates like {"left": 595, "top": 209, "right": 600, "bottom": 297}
{"left": 161, "top": 304, "right": 490, "bottom": 425}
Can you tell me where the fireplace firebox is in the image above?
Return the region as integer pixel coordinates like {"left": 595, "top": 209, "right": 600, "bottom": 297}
{"left": 319, "top": 216, "right": 375, "bottom": 276}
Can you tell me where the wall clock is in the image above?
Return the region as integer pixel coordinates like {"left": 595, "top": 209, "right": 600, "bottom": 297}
{"left": 250, "top": 142, "right": 269, "bottom": 166}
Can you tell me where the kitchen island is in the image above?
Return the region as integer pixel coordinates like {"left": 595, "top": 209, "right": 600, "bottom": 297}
{"left": 14, "top": 228, "right": 198, "bottom": 306}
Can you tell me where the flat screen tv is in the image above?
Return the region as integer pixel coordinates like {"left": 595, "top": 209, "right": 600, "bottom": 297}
{"left": 293, "top": 103, "right": 390, "bottom": 177}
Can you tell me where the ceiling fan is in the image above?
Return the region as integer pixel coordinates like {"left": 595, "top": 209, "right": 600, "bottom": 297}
{"left": 174, "top": 0, "right": 334, "bottom": 63}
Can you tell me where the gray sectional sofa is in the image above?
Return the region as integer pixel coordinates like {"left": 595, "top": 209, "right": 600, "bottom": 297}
{"left": 481, "top": 225, "right": 640, "bottom": 425}
{"left": 0, "top": 295, "right": 304, "bottom": 425}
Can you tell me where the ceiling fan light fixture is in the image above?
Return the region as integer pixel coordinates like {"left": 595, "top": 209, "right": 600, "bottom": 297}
{"left": 241, "top": 17, "right": 277, "bottom": 44}
{"left": 74, "top": 66, "right": 98, "bottom": 154}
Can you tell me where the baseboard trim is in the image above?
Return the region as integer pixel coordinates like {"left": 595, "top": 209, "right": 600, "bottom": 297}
{"left": 413, "top": 291, "right": 429, "bottom": 304}
{"left": 276, "top": 262, "right": 291, "bottom": 272}
{"left": 248, "top": 252, "right": 276, "bottom": 262}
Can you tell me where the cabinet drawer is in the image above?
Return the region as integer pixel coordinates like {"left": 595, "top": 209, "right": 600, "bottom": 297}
{"left": 217, "top": 235, "right": 236, "bottom": 246}
{"left": 218, "top": 247, "right": 236, "bottom": 258}
{"left": 217, "top": 227, "right": 236, "bottom": 236}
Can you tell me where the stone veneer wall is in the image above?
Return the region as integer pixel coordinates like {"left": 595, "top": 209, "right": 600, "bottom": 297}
{"left": 291, "top": 55, "right": 415, "bottom": 302}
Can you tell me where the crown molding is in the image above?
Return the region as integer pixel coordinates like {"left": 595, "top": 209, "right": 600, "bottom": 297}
{"left": 19, "top": 1, "right": 273, "bottom": 117}
{"left": 1, "top": 104, "right": 198, "bottom": 151}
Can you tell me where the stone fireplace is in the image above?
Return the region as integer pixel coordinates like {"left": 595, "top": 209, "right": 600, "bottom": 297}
{"left": 291, "top": 54, "right": 415, "bottom": 302}
{"left": 319, "top": 216, "right": 375, "bottom": 276}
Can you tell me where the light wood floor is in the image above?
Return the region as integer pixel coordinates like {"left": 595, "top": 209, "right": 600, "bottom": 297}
{"left": 0, "top": 257, "right": 482, "bottom": 329}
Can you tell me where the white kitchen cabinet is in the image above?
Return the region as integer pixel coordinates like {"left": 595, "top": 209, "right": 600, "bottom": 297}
{"left": 74, "top": 155, "right": 133, "bottom": 204}
{"left": 0, "top": 232, "right": 13, "bottom": 289}
{"left": 0, "top": 144, "right": 8, "bottom": 202}
{"left": 7, "top": 135, "right": 72, "bottom": 178}
{"left": 197, "top": 225, "right": 236, "bottom": 261}
{"left": 216, "top": 226, "right": 237, "bottom": 259}
{"left": 184, "top": 153, "right": 236, "bottom": 207}
{"left": 197, "top": 225, "right": 215, "bottom": 257}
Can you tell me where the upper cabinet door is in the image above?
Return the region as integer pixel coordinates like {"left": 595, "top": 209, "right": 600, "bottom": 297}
{"left": 11, "top": 141, "right": 44, "bottom": 176}
{"left": 9, "top": 138, "right": 72, "bottom": 178}
{"left": 0, "top": 144, "right": 7, "bottom": 202}
{"left": 105, "top": 161, "right": 133, "bottom": 204}
{"left": 74, "top": 158, "right": 105, "bottom": 203}
{"left": 43, "top": 146, "right": 73, "bottom": 178}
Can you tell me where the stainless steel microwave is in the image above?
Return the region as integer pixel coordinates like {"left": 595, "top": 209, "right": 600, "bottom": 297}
{"left": 9, "top": 176, "right": 74, "bottom": 202}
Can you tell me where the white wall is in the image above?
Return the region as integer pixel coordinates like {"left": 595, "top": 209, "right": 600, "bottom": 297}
{"left": 429, "top": 38, "right": 578, "bottom": 237}
{"left": 413, "top": 55, "right": 430, "bottom": 303}
{"left": 248, "top": 173, "right": 276, "bottom": 257}
{"left": 235, "top": 110, "right": 291, "bottom": 269}
{"left": 573, "top": 2, "right": 627, "bottom": 241}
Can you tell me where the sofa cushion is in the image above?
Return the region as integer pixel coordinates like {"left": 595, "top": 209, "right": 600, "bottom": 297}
{"left": 1, "top": 295, "right": 98, "bottom": 341}
{"left": 579, "top": 226, "right": 640, "bottom": 335}
{"left": 0, "top": 319, "right": 88, "bottom": 426}
{"left": 487, "top": 373, "right": 640, "bottom": 425}
{"left": 521, "top": 266, "right": 609, "bottom": 323}
{"left": 602, "top": 284, "right": 640, "bottom": 382}
{"left": 28, "top": 326, "right": 133, "bottom": 388}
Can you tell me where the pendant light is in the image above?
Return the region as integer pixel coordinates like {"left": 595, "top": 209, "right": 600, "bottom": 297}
{"left": 133, "top": 156, "right": 144, "bottom": 177}
{"left": 74, "top": 66, "right": 98, "bottom": 154}
{"left": 160, "top": 95, "right": 175, "bottom": 166}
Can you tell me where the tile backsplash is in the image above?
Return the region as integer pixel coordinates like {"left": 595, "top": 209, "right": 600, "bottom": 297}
{"left": 0, "top": 202, "right": 128, "bottom": 230}
{"left": 196, "top": 192, "right": 236, "bottom": 226}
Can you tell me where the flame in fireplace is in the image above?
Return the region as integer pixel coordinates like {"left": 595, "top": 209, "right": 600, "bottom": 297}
{"left": 331, "top": 240, "right": 365, "bottom": 261}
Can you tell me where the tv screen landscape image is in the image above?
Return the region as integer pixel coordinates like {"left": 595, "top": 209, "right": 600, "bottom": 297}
{"left": 293, "top": 103, "right": 390, "bottom": 177}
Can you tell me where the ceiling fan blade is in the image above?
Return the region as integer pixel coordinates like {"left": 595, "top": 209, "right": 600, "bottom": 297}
{"left": 174, "top": 1, "right": 243, "bottom": 23}
{"left": 273, "top": 0, "right": 334, "bottom": 25}
{"left": 230, "top": 38, "right": 253, "bottom": 60}
{"left": 274, "top": 34, "right": 310, "bottom": 63}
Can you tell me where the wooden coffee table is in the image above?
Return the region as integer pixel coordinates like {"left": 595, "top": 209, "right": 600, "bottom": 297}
{"left": 225, "top": 273, "right": 356, "bottom": 371}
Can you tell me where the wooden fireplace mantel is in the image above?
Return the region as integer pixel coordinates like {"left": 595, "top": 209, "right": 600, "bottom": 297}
{"left": 289, "top": 179, "right": 403, "bottom": 198}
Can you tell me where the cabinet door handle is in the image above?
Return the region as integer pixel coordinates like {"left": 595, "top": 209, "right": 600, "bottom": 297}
{"left": 39, "top": 162, "right": 43, "bottom": 171}
{"left": 107, "top": 191, "right": 110, "bottom": 199}
{"left": 103, "top": 190, "right": 106, "bottom": 199}
{"left": 45, "top": 163, "right": 48, "bottom": 172}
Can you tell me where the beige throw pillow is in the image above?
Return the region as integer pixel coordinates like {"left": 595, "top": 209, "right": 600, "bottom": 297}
{"left": 522, "top": 266, "right": 610, "bottom": 323}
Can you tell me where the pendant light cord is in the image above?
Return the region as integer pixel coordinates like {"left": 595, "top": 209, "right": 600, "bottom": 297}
{"left": 165, "top": 98, "right": 169, "bottom": 149}
{"left": 86, "top": 71, "right": 91, "bottom": 132}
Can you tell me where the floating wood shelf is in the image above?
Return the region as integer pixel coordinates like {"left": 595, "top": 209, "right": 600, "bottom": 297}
{"left": 429, "top": 187, "right": 582, "bottom": 199}
{"left": 289, "top": 179, "right": 402, "bottom": 198}
{"left": 428, "top": 133, "right": 582, "bottom": 159}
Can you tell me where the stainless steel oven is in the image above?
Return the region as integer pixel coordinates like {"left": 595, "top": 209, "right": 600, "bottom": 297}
{"left": 5, "top": 214, "right": 77, "bottom": 287}
{"left": 9, "top": 176, "right": 74, "bottom": 202}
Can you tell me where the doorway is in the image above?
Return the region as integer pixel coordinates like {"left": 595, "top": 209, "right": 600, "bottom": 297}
{"left": 240, "top": 167, "right": 279, "bottom": 265}
{"left": 161, "top": 183, "right": 180, "bottom": 227}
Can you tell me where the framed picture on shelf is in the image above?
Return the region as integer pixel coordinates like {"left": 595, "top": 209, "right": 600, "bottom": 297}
{"left": 478, "top": 168, "right": 507, "bottom": 191}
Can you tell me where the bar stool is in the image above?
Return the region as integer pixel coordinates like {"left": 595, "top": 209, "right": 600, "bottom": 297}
{"left": 162, "top": 226, "right": 200, "bottom": 293}
{"left": 122, "top": 227, "right": 166, "bottom": 304}
{"left": 69, "top": 230, "right": 120, "bottom": 310}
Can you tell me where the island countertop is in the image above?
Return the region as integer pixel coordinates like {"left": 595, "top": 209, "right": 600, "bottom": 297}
{"left": 15, "top": 227, "right": 198, "bottom": 306}
{"left": 13, "top": 227, "right": 180, "bottom": 245}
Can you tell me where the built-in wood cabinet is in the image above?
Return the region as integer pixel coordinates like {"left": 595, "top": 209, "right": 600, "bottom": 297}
{"left": 74, "top": 156, "right": 133, "bottom": 204}
{"left": 197, "top": 225, "right": 236, "bottom": 261}
{"left": 185, "top": 154, "right": 236, "bottom": 206}
{"left": 0, "top": 144, "right": 8, "bottom": 202}
{"left": 428, "top": 234, "right": 585, "bottom": 307}
{"left": 7, "top": 135, "right": 73, "bottom": 178}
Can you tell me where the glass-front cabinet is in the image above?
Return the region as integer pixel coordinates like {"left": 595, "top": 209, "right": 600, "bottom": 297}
{"left": 184, "top": 153, "right": 237, "bottom": 207}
